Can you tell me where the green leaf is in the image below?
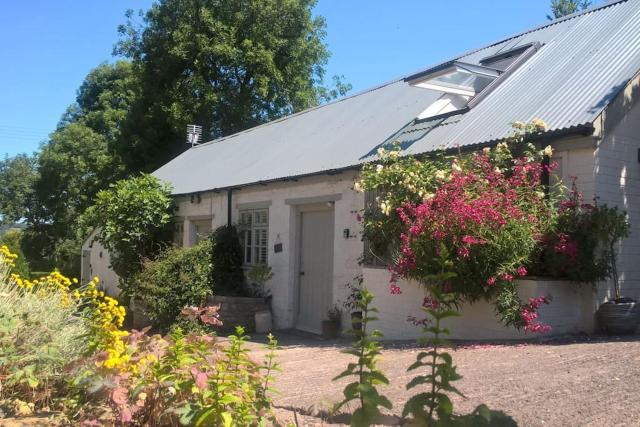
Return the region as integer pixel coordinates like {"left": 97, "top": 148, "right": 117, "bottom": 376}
{"left": 436, "top": 393, "right": 453, "bottom": 416}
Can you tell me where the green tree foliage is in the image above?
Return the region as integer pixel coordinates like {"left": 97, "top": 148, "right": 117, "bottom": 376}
{"left": 22, "top": 62, "right": 136, "bottom": 275}
{"left": 81, "top": 174, "right": 174, "bottom": 297}
{"left": 0, "top": 230, "right": 30, "bottom": 278}
{"left": 113, "top": 0, "right": 345, "bottom": 171}
{"left": 0, "top": 154, "right": 38, "bottom": 225}
{"left": 333, "top": 287, "right": 392, "bottom": 427}
{"left": 15, "top": 2, "right": 347, "bottom": 277}
{"left": 209, "top": 225, "right": 245, "bottom": 295}
{"left": 547, "top": 0, "right": 592, "bottom": 20}
{"left": 34, "top": 123, "right": 125, "bottom": 274}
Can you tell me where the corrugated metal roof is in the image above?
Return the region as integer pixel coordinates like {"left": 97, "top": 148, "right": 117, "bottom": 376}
{"left": 155, "top": 0, "right": 640, "bottom": 194}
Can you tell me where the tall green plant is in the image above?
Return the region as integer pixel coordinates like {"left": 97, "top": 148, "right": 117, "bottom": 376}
{"left": 333, "top": 287, "right": 392, "bottom": 427}
{"left": 403, "top": 250, "right": 462, "bottom": 424}
{"left": 403, "top": 248, "right": 516, "bottom": 426}
{"left": 81, "top": 174, "right": 174, "bottom": 297}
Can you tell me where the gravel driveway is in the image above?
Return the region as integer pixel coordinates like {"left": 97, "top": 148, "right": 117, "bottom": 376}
{"left": 247, "top": 332, "right": 640, "bottom": 427}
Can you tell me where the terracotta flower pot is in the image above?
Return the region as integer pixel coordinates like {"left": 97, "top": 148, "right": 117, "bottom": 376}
{"left": 321, "top": 319, "right": 340, "bottom": 339}
{"left": 598, "top": 299, "right": 640, "bottom": 335}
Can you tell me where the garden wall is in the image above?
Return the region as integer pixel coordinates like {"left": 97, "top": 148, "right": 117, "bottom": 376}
{"left": 363, "top": 267, "right": 596, "bottom": 341}
{"left": 207, "top": 295, "right": 269, "bottom": 333}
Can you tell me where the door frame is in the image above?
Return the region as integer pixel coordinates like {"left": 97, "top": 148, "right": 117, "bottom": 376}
{"left": 293, "top": 202, "right": 335, "bottom": 332}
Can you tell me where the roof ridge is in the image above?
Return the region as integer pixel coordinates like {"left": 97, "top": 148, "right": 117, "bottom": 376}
{"left": 192, "top": 0, "right": 630, "bottom": 151}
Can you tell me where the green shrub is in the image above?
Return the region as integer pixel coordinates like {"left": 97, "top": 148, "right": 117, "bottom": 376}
{"left": 210, "top": 225, "right": 245, "bottom": 296}
{"left": 135, "top": 239, "right": 213, "bottom": 331}
{"left": 0, "top": 229, "right": 30, "bottom": 277}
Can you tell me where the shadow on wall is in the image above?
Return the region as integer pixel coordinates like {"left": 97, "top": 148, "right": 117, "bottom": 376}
{"left": 594, "top": 74, "right": 640, "bottom": 300}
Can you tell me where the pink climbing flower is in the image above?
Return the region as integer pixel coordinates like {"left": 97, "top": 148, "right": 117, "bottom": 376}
{"left": 389, "top": 282, "right": 402, "bottom": 295}
{"left": 517, "top": 266, "right": 528, "bottom": 277}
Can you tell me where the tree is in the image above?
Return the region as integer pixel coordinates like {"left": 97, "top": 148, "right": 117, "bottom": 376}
{"left": 0, "top": 154, "right": 38, "bottom": 225}
{"left": 114, "top": 0, "right": 347, "bottom": 172}
{"left": 547, "top": 0, "right": 592, "bottom": 20}
{"left": 23, "top": 62, "right": 135, "bottom": 275}
{"left": 32, "top": 123, "right": 125, "bottom": 274}
{"left": 81, "top": 174, "right": 174, "bottom": 298}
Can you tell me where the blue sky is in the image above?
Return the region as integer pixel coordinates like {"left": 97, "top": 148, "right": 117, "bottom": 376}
{"left": 0, "top": 1, "right": 567, "bottom": 158}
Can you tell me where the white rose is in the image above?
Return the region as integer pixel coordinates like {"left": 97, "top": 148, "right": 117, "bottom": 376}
{"left": 451, "top": 162, "right": 462, "bottom": 172}
{"left": 380, "top": 201, "right": 391, "bottom": 216}
{"left": 482, "top": 147, "right": 491, "bottom": 155}
{"left": 543, "top": 145, "right": 553, "bottom": 157}
{"left": 376, "top": 164, "right": 384, "bottom": 173}
{"left": 532, "top": 118, "right": 548, "bottom": 131}
{"left": 354, "top": 182, "right": 364, "bottom": 193}
{"left": 377, "top": 147, "right": 386, "bottom": 157}
{"left": 435, "top": 170, "right": 446, "bottom": 180}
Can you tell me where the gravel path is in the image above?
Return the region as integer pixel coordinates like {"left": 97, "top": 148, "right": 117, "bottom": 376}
{"left": 247, "top": 333, "right": 640, "bottom": 426}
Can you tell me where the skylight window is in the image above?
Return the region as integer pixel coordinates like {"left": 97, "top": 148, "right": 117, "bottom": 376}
{"left": 409, "top": 61, "right": 501, "bottom": 97}
{"left": 406, "top": 43, "right": 541, "bottom": 122}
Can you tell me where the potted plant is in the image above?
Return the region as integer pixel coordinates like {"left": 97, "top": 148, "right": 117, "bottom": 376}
{"left": 595, "top": 206, "right": 638, "bottom": 334}
{"left": 247, "top": 264, "right": 274, "bottom": 333}
{"left": 343, "top": 275, "right": 363, "bottom": 332}
{"left": 322, "top": 304, "right": 342, "bottom": 339}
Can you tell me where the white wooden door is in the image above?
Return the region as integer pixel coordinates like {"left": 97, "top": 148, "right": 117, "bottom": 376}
{"left": 296, "top": 208, "right": 334, "bottom": 333}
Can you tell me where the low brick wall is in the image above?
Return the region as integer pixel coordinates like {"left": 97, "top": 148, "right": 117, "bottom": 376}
{"left": 207, "top": 295, "right": 269, "bottom": 333}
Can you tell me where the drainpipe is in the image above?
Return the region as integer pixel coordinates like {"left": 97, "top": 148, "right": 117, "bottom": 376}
{"left": 227, "top": 189, "right": 233, "bottom": 227}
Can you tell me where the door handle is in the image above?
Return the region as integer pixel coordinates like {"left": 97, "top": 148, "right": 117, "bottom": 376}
{"left": 299, "top": 271, "right": 305, "bottom": 276}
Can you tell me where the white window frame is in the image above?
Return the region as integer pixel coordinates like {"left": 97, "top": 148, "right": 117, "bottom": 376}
{"left": 239, "top": 208, "right": 269, "bottom": 265}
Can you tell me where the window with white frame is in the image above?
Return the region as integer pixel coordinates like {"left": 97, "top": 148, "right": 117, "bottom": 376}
{"left": 239, "top": 209, "right": 269, "bottom": 265}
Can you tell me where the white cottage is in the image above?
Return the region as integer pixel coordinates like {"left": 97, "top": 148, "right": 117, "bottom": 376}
{"left": 83, "top": 0, "right": 640, "bottom": 340}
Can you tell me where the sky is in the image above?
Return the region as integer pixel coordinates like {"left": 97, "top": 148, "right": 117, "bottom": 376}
{"left": 0, "top": 0, "right": 568, "bottom": 158}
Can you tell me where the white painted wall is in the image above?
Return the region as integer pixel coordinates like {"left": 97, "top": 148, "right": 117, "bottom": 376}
{"left": 363, "top": 268, "right": 595, "bottom": 341}
{"left": 594, "top": 74, "right": 640, "bottom": 302}
{"left": 81, "top": 229, "right": 120, "bottom": 297}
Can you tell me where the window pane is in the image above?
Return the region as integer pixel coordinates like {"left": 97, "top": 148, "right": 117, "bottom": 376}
{"left": 239, "top": 208, "right": 269, "bottom": 265}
